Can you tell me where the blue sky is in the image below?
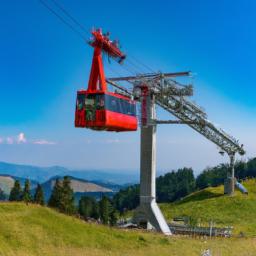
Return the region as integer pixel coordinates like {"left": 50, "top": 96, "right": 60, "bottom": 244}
{"left": 0, "top": 0, "right": 255, "bottom": 175}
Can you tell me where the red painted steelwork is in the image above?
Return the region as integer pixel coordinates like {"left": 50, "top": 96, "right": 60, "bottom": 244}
{"left": 75, "top": 28, "right": 137, "bottom": 132}
{"left": 141, "top": 85, "right": 149, "bottom": 127}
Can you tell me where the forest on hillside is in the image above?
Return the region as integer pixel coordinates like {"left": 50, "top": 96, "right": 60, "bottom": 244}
{"left": 113, "top": 158, "right": 256, "bottom": 213}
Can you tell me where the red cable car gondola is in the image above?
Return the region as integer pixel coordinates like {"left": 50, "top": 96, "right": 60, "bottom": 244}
{"left": 75, "top": 29, "right": 137, "bottom": 132}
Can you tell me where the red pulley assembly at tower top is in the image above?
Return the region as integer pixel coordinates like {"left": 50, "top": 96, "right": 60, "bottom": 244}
{"left": 75, "top": 28, "right": 138, "bottom": 132}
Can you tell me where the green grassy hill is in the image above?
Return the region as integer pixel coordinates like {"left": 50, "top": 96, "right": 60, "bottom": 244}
{"left": 1, "top": 180, "right": 256, "bottom": 255}
{"left": 160, "top": 179, "right": 256, "bottom": 236}
{"left": 0, "top": 203, "right": 255, "bottom": 256}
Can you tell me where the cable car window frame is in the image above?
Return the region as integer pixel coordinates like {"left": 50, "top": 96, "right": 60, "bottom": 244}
{"left": 77, "top": 93, "right": 136, "bottom": 116}
{"left": 105, "top": 94, "right": 136, "bottom": 116}
{"left": 96, "top": 94, "right": 105, "bottom": 110}
{"left": 77, "top": 94, "right": 85, "bottom": 110}
{"left": 85, "top": 94, "right": 96, "bottom": 108}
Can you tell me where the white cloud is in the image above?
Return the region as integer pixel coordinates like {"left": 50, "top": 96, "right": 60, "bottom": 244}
{"left": 0, "top": 133, "right": 56, "bottom": 145}
{"left": 17, "top": 133, "right": 26, "bottom": 144}
{"left": 33, "top": 139, "right": 56, "bottom": 145}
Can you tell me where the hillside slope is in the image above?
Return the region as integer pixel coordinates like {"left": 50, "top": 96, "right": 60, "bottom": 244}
{"left": 0, "top": 175, "right": 38, "bottom": 195}
{"left": 0, "top": 175, "right": 116, "bottom": 202}
{"left": 0, "top": 203, "right": 255, "bottom": 256}
{"left": 0, "top": 176, "right": 14, "bottom": 195}
{"left": 43, "top": 176, "right": 113, "bottom": 193}
{"left": 40, "top": 176, "right": 115, "bottom": 202}
{"left": 160, "top": 179, "right": 256, "bottom": 236}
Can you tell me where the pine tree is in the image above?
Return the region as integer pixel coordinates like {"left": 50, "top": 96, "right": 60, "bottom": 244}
{"left": 9, "top": 180, "right": 22, "bottom": 201}
{"left": 22, "top": 179, "right": 32, "bottom": 204}
{"left": 109, "top": 206, "right": 118, "bottom": 226}
{"left": 34, "top": 184, "right": 45, "bottom": 205}
{"left": 59, "top": 176, "right": 75, "bottom": 215}
{"left": 48, "top": 178, "right": 62, "bottom": 208}
{"left": 79, "top": 196, "right": 93, "bottom": 219}
{"left": 91, "top": 198, "right": 100, "bottom": 220}
{"left": 99, "top": 196, "right": 111, "bottom": 225}
{"left": 79, "top": 196, "right": 99, "bottom": 220}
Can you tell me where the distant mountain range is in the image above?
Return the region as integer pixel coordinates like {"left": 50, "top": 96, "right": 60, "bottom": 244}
{"left": 0, "top": 162, "right": 139, "bottom": 184}
{"left": 0, "top": 162, "right": 65, "bottom": 183}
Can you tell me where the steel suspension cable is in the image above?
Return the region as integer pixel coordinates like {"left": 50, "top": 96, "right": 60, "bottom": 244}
{"left": 39, "top": 0, "right": 87, "bottom": 41}
{"left": 128, "top": 54, "right": 156, "bottom": 73}
{"left": 50, "top": 0, "right": 91, "bottom": 35}
{"left": 39, "top": 0, "right": 159, "bottom": 84}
